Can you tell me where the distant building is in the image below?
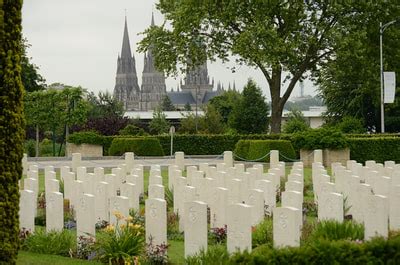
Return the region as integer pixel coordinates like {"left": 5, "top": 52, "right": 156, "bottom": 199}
{"left": 113, "top": 14, "right": 223, "bottom": 111}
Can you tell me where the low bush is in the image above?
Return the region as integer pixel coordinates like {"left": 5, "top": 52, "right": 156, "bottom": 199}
{"left": 22, "top": 228, "right": 75, "bottom": 256}
{"left": 252, "top": 218, "right": 273, "bottom": 248}
{"left": 67, "top": 131, "right": 105, "bottom": 146}
{"left": 292, "top": 128, "right": 348, "bottom": 151}
{"left": 108, "top": 138, "right": 164, "bottom": 156}
{"left": 234, "top": 140, "right": 296, "bottom": 162}
{"left": 307, "top": 220, "right": 364, "bottom": 243}
{"left": 348, "top": 137, "right": 400, "bottom": 163}
{"left": 186, "top": 245, "right": 229, "bottom": 265}
{"left": 24, "top": 139, "right": 36, "bottom": 157}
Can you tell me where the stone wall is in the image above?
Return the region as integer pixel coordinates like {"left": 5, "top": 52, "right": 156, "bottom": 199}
{"left": 66, "top": 143, "right": 103, "bottom": 158}
{"left": 300, "top": 148, "right": 350, "bottom": 167}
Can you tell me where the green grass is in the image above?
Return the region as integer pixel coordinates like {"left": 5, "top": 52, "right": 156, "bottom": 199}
{"left": 17, "top": 251, "right": 102, "bottom": 265}
{"left": 168, "top": 240, "right": 185, "bottom": 265}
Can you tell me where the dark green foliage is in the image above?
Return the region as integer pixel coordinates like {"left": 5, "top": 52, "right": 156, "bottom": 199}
{"left": 209, "top": 90, "right": 242, "bottom": 124}
{"left": 24, "top": 139, "right": 36, "bottom": 157}
{"left": 348, "top": 137, "right": 400, "bottom": 163}
{"left": 0, "top": 0, "right": 25, "bottom": 262}
{"left": 307, "top": 220, "right": 364, "bottom": 243}
{"left": 119, "top": 124, "right": 148, "bottom": 136}
{"left": 22, "top": 229, "right": 76, "bottom": 256}
{"left": 185, "top": 245, "right": 229, "bottom": 265}
{"left": 229, "top": 80, "right": 269, "bottom": 134}
{"left": 108, "top": 138, "right": 164, "bottom": 156}
{"left": 292, "top": 128, "right": 348, "bottom": 150}
{"left": 160, "top": 95, "right": 176, "bottom": 111}
{"left": 252, "top": 218, "right": 273, "bottom": 248}
{"left": 20, "top": 38, "right": 46, "bottom": 92}
{"left": 67, "top": 131, "right": 104, "bottom": 145}
{"left": 149, "top": 108, "right": 170, "bottom": 135}
{"left": 336, "top": 116, "right": 365, "bottom": 134}
{"left": 230, "top": 235, "right": 400, "bottom": 264}
{"left": 234, "top": 140, "right": 296, "bottom": 162}
{"left": 283, "top": 109, "right": 310, "bottom": 134}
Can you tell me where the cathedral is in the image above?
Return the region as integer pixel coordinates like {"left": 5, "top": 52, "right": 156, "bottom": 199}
{"left": 113, "top": 15, "right": 224, "bottom": 111}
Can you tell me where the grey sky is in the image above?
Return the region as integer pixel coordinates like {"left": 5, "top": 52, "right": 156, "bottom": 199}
{"left": 22, "top": 0, "right": 316, "bottom": 100}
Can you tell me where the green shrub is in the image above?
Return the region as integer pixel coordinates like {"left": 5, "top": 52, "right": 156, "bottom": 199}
{"left": 252, "top": 218, "right": 273, "bottom": 248}
{"left": 186, "top": 245, "right": 229, "bottom": 265}
{"left": 22, "top": 228, "right": 75, "bottom": 256}
{"left": 96, "top": 217, "right": 145, "bottom": 264}
{"left": 348, "top": 137, "right": 400, "bottom": 163}
{"left": 234, "top": 140, "right": 296, "bottom": 162}
{"left": 119, "top": 124, "right": 148, "bottom": 136}
{"left": 230, "top": 235, "right": 400, "bottom": 264}
{"left": 307, "top": 220, "right": 364, "bottom": 243}
{"left": 24, "top": 139, "right": 36, "bottom": 157}
{"left": 39, "top": 139, "right": 65, "bottom": 157}
{"left": 283, "top": 119, "right": 309, "bottom": 134}
{"left": 292, "top": 128, "right": 348, "bottom": 150}
{"left": 67, "top": 131, "right": 105, "bottom": 145}
{"left": 337, "top": 116, "right": 365, "bottom": 134}
{"left": 108, "top": 138, "right": 164, "bottom": 156}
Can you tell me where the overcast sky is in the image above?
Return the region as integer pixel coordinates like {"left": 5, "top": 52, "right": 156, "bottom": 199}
{"left": 22, "top": 0, "right": 317, "bottom": 100}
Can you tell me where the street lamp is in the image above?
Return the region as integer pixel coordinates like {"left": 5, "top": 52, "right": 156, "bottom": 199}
{"left": 380, "top": 20, "right": 397, "bottom": 133}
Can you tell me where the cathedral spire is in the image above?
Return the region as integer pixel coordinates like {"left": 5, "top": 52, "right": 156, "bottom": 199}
{"left": 121, "top": 16, "right": 132, "bottom": 58}
{"left": 151, "top": 12, "right": 155, "bottom": 26}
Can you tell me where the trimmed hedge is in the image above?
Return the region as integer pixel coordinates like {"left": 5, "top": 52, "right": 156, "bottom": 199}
{"left": 292, "top": 128, "right": 348, "bottom": 150}
{"left": 108, "top": 138, "right": 164, "bottom": 156}
{"left": 230, "top": 236, "right": 400, "bottom": 264}
{"left": 348, "top": 137, "right": 400, "bottom": 163}
{"left": 234, "top": 140, "right": 296, "bottom": 162}
{"left": 67, "top": 131, "right": 105, "bottom": 145}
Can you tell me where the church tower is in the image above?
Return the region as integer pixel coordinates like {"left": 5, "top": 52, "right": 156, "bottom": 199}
{"left": 140, "top": 13, "right": 166, "bottom": 111}
{"left": 180, "top": 62, "right": 214, "bottom": 109}
{"left": 113, "top": 16, "right": 140, "bottom": 110}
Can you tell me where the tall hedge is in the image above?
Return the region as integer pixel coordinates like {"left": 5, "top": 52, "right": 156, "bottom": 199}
{"left": 0, "top": 0, "right": 25, "bottom": 263}
{"left": 108, "top": 138, "right": 164, "bottom": 156}
{"left": 348, "top": 138, "right": 400, "bottom": 163}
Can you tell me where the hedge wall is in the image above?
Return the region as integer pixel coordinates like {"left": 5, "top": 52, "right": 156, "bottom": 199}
{"left": 348, "top": 137, "right": 400, "bottom": 163}
{"left": 230, "top": 236, "right": 400, "bottom": 264}
{"left": 0, "top": 0, "right": 25, "bottom": 262}
{"left": 234, "top": 140, "right": 296, "bottom": 162}
{"left": 108, "top": 138, "right": 164, "bottom": 156}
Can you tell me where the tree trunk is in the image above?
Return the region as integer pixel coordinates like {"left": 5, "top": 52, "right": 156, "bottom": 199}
{"left": 269, "top": 66, "right": 284, "bottom": 134}
{"left": 35, "top": 124, "right": 39, "bottom": 157}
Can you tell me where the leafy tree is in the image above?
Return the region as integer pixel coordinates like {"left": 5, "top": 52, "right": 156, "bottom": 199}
{"left": 282, "top": 109, "right": 310, "bottom": 133}
{"left": 149, "top": 107, "right": 170, "bottom": 135}
{"left": 139, "top": 1, "right": 355, "bottom": 133}
{"left": 337, "top": 116, "right": 365, "bottom": 134}
{"left": 317, "top": 2, "right": 400, "bottom": 132}
{"left": 24, "top": 86, "right": 89, "bottom": 156}
{"left": 0, "top": 0, "right": 24, "bottom": 262}
{"left": 209, "top": 90, "right": 242, "bottom": 124}
{"left": 160, "top": 95, "right": 176, "bottom": 111}
{"left": 20, "top": 38, "right": 46, "bottom": 92}
{"left": 178, "top": 112, "right": 199, "bottom": 134}
{"left": 184, "top": 102, "right": 192, "bottom": 111}
{"left": 229, "top": 80, "right": 269, "bottom": 134}
{"left": 87, "top": 91, "right": 124, "bottom": 119}
{"left": 200, "top": 104, "right": 226, "bottom": 134}
{"left": 119, "top": 124, "right": 148, "bottom": 136}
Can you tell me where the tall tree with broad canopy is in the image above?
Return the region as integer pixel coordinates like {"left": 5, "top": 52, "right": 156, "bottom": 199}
{"left": 138, "top": 1, "right": 354, "bottom": 133}
{"left": 0, "top": 0, "right": 24, "bottom": 262}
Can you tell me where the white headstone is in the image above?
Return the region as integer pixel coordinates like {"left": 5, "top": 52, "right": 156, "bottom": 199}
{"left": 227, "top": 203, "right": 252, "bottom": 253}
{"left": 255, "top": 179, "right": 276, "bottom": 214}
{"left": 314, "top": 150, "right": 323, "bottom": 164}
{"left": 46, "top": 191, "right": 63, "bottom": 232}
{"left": 389, "top": 185, "right": 400, "bottom": 230}
{"left": 19, "top": 190, "right": 35, "bottom": 232}
{"left": 22, "top": 153, "right": 28, "bottom": 176}
{"left": 273, "top": 207, "right": 301, "bottom": 247}
{"left": 72, "top": 153, "right": 81, "bottom": 172}
{"left": 318, "top": 192, "right": 343, "bottom": 222}
{"left": 175, "top": 151, "right": 185, "bottom": 171}
{"left": 94, "top": 167, "right": 105, "bottom": 182}
{"left": 95, "top": 181, "right": 109, "bottom": 222}
{"left": 125, "top": 152, "right": 135, "bottom": 173}
{"left": 364, "top": 194, "right": 388, "bottom": 240}
{"left": 270, "top": 150, "right": 279, "bottom": 168}
{"left": 247, "top": 189, "right": 264, "bottom": 226}
{"left": 145, "top": 198, "right": 167, "bottom": 245}
{"left": 148, "top": 184, "right": 165, "bottom": 199}
{"left": 184, "top": 201, "right": 207, "bottom": 258}
{"left": 76, "top": 166, "right": 87, "bottom": 182}
{"left": 210, "top": 187, "right": 228, "bottom": 228}
{"left": 121, "top": 182, "right": 140, "bottom": 210}
{"left": 224, "top": 151, "right": 233, "bottom": 168}
{"left": 109, "top": 196, "right": 129, "bottom": 226}
{"left": 76, "top": 193, "right": 96, "bottom": 239}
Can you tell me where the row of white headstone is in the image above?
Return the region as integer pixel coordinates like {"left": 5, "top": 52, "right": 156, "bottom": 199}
{"left": 19, "top": 150, "right": 400, "bottom": 258}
